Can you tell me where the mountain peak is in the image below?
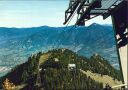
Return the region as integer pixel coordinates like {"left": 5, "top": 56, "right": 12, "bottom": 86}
{"left": 89, "top": 23, "right": 101, "bottom": 27}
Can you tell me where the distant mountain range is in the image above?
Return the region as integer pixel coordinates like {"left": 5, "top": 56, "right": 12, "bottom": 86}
{"left": 0, "top": 23, "right": 119, "bottom": 77}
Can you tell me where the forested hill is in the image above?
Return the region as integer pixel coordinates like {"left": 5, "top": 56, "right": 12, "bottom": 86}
{"left": 0, "top": 49, "right": 122, "bottom": 90}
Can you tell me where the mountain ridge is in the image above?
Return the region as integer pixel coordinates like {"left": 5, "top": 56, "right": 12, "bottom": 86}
{"left": 0, "top": 23, "right": 112, "bottom": 29}
{"left": 0, "top": 48, "right": 122, "bottom": 90}
{"left": 0, "top": 23, "right": 119, "bottom": 77}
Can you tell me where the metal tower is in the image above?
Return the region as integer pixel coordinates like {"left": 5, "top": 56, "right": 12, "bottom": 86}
{"left": 64, "top": 0, "right": 128, "bottom": 89}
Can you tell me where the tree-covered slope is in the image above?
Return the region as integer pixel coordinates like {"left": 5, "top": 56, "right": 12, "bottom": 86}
{"left": 0, "top": 49, "right": 122, "bottom": 90}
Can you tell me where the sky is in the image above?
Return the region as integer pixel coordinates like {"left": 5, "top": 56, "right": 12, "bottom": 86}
{"left": 0, "top": 0, "right": 112, "bottom": 28}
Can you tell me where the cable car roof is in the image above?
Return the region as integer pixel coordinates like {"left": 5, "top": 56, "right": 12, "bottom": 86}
{"left": 89, "top": 0, "right": 123, "bottom": 14}
{"left": 63, "top": 0, "right": 124, "bottom": 25}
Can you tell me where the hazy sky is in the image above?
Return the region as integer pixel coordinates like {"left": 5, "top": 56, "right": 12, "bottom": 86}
{"left": 0, "top": 0, "right": 112, "bottom": 28}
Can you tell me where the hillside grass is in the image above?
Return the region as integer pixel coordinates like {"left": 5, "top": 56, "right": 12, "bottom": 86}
{"left": 80, "top": 70, "right": 122, "bottom": 87}
{"left": 39, "top": 53, "right": 51, "bottom": 64}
